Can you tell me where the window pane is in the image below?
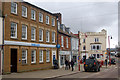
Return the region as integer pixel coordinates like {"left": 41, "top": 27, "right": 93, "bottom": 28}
{"left": 11, "top": 22, "right": 17, "bottom": 38}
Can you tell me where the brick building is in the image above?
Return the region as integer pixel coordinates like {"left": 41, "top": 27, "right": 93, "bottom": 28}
{"left": 1, "top": 1, "right": 58, "bottom": 74}
{"left": 57, "top": 24, "right": 71, "bottom": 68}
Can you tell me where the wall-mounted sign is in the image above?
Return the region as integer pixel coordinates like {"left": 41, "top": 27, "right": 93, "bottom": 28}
{"left": 56, "top": 44, "right": 60, "bottom": 48}
{"left": 4, "top": 40, "right": 56, "bottom": 48}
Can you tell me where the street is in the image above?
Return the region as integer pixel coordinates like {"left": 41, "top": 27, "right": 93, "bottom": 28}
{"left": 1, "top": 58, "right": 119, "bottom": 80}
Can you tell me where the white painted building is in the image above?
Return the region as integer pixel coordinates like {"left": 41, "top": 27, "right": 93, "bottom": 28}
{"left": 79, "top": 29, "right": 107, "bottom": 61}
{"left": 71, "top": 34, "right": 79, "bottom": 64}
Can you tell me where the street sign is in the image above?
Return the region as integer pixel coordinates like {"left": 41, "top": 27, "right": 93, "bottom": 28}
{"left": 56, "top": 44, "right": 60, "bottom": 48}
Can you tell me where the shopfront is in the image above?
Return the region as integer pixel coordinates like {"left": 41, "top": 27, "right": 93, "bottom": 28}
{"left": 59, "top": 51, "right": 71, "bottom": 68}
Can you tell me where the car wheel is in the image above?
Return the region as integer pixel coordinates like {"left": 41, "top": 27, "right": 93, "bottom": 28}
{"left": 85, "top": 69, "right": 87, "bottom": 72}
{"left": 98, "top": 67, "right": 100, "bottom": 71}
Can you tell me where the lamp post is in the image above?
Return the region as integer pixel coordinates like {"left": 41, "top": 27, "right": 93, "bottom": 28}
{"left": 108, "top": 36, "right": 112, "bottom": 66}
{"left": 78, "top": 31, "right": 80, "bottom": 71}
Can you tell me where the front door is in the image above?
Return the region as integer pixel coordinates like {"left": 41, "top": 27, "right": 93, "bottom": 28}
{"left": 11, "top": 49, "right": 17, "bottom": 72}
{"left": 52, "top": 50, "right": 56, "bottom": 66}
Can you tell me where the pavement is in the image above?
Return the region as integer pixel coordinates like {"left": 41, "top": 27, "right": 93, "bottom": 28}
{"left": 2, "top": 64, "right": 84, "bottom": 78}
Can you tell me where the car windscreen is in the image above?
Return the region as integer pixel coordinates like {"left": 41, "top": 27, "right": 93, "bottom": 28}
{"left": 86, "top": 59, "right": 95, "bottom": 64}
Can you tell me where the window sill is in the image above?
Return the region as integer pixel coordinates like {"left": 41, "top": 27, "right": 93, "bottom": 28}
{"left": 39, "top": 62, "right": 44, "bottom": 64}
{"left": 22, "top": 64, "right": 28, "bottom": 66}
{"left": 11, "top": 37, "right": 18, "bottom": 40}
{"left": 39, "top": 40, "right": 43, "bottom": 42}
{"left": 31, "top": 40, "right": 36, "bottom": 42}
{"left": 46, "top": 61, "right": 50, "bottom": 63}
{"left": 22, "top": 16, "right": 28, "bottom": 19}
{"left": 39, "top": 21, "right": 43, "bottom": 23}
{"left": 21, "top": 38, "right": 27, "bottom": 41}
{"left": 31, "top": 63, "right": 36, "bottom": 65}
{"left": 31, "top": 18, "right": 36, "bottom": 21}
{"left": 11, "top": 12, "right": 18, "bottom": 16}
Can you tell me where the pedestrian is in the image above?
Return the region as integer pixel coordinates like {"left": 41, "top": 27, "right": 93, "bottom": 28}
{"left": 71, "top": 59, "right": 74, "bottom": 71}
{"left": 105, "top": 59, "right": 108, "bottom": 68}
{"left": 68, "top": 61, "right": 71, "bottom": 69}
{"left": 65, "top": 59, "right": 68, "bottom": 70}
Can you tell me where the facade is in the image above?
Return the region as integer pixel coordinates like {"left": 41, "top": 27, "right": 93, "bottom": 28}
{"left": 71, "top": 33, "right": 78, "bottom": 65}
{"left": 79, "top": 29, "right": 107, "bottom": 61}
{"left": 58, "top": 24, "right": 71, "bottom": 68}
{"left": 1, "top": 1, "right": 58, "bottom": 74}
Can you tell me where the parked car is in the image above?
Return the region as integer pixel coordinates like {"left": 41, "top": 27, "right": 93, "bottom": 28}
{"left": 84, "top": 56, "right": 101, "bottom": 72}
{"left": 108, "top": 58, "right": 116, "bottom": 65}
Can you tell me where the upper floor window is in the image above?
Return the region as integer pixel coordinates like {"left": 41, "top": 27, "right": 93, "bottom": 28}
{"left": 31, "top": 50, "right": 36, "bottom": 63}
{"left": 46, "top": 16, "right": 49, "bottom": 24}
{"left": 52, "top": 18, "right": 55, "bottom": 26}
{"left": 61, "top": 36, "right": 64, "bottom": 47}
{"left": 52, "top": 32, "right": 55, "bottom": 43}
{"left": 91, "top": 45, "right": 101, "bottom": 50}
{"left": 31, "top": 27, "right": 36, "bottom": 41}
{"left": 97, "top": 54, "right": 100, "bottom": 58}
{"left": 39, "top": 12, "right": 43, "bottom": 22}
{"left": 83, "top": 39, "right": 85, "bottom": 43}
{"left": 11, "top": 22, "right": 17, "bottom": 38}
{"left": 83, "top": 45, "right": 86, "bottom": 50}
{"left": 22, "top": 49, "right": 27, "bottom": 64}
{"left": 22, "top": 25, "right": 27, "bottom": 40}
{"left": 11, "top": 2, "right": 17, "bottom": 14}
{"left": 66, "top": 38, "right": 68, "bottom": 48}
{"left": 95, "top": 38, "right": 99, "bottom": 42}
{"left": 39, "top": 29, "right": 43, "bottom": 41}
{"left": 31, "top": 9, "right": 36, "bottom": 20}
{"left": 58, "top": 21, "right": 60, "bottom": 30}
{"left": 46, "top": 30, "right": 50, "bottom": 42}
{"left": 22, "top": 6, "right": 27, "bottom": 17}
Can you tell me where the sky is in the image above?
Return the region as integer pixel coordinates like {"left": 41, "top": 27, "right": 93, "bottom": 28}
{"left": 24, "top": 0, "right": 118, "bottom": 48}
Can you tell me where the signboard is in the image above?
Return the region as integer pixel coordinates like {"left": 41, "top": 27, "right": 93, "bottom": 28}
{"left": 4, "top": 40, "right": 56, "bottom": 48}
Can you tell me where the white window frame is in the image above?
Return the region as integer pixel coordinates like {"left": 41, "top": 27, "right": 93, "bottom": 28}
{"left": 22, "top": 25, "right": 27, "bottom": 40}
{"left": 39, "top": 50, "right": 43, "bottom": 63}
{"left": 39, "top": 12, "right": 43, "bottom": 22}
{"left": 61, "top": 36, "right": 64, "bottom": 47}
{"left": 11, "top": 22, "right": 17, "bottom": 38}
{"left": 83, "top": 39, "right": 85, "bottom": 43}
{"left": 46, "top": 16, "right": 49, "bottom": 24}
{"left": 22, "top": 49, "right": 27, "bottom": 64}
{"left": 31, "top": 9, "right": 36, "bottom": 20}
{"left": 46, "top": 30, "right": 50, "bottom": 42}
{"left": 39, "top": 29, "right": 43, "bottom": 42}
{"left": 52, "top": 32, "right": 55, "bottom": 43}
{"left": 52, "top": 18, "right": 55, "bottom": 26}
{"left": 31, "top": 50, "right": 36, "bottom": 63}
{"left": 46, "top": 50, "right": 50, "bottom": 62}
{"left": 11, "top": 2, "right": 17, "bottom": 14}
{"left": 66, "top": 38, "right": 68, "bottom": 48}
{"left": 22, "top": 6, "right": 27, "bottom": 17}
{"left": 31, "top": 27, "right": 36, "bottom": 41}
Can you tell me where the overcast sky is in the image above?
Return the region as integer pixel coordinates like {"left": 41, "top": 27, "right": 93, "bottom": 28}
{"left": 24, "top": 0, "right": 118, "bottom": 48}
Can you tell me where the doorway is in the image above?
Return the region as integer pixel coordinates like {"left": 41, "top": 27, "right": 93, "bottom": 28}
{"left": 11, "top": 49, "right": 17, "bottom": 72}
{"left": 52, "top": 50, "right": 56, "bottom": 66}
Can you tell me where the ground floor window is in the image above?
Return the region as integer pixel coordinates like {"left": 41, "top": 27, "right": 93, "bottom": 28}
{"left": 46, "top": 50, "right": 50, "bottom": 62}
{"left": 31, "top": 50, "right": 36, "bottom": 63}
{"left": 22, "top": 49, "right": 27, "bottom": 64}
{"left": 39, "top": 50, "right": 43, "bottom": 63}
{"left": 97, "top": 54, "right": 100, "bottom": 58}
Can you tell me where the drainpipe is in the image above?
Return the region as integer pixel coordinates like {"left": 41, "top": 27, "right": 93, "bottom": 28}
{"left": 2, "top": 16, "right": 5, "bottom": 74}
{"left": 70, "top": 35, "right": 72, "bottom": 61}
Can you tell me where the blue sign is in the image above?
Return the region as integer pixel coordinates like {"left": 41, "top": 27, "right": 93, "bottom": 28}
{"left": 31, "top": 44, "right": 40, "bottom": 47}
{"left": 56, "top": 44, "right": 60, "bottom": 48}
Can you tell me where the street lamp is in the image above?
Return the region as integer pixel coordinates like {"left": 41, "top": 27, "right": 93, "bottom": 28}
{"left": 108, "top": 36, "right": 112, "bottom": 66}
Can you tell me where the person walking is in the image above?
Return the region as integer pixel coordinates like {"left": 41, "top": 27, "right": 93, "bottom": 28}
{"left": 105, "top": 59, "right": 108, "bottom": 68}
{"left": 71, "top": 59, "right": 74, "bottom": 71}
{"left": 68, "top": 61, "right": 71, "bottom": 69}
{"left": 65, "top": 59, "right": 68, "bottom": 70}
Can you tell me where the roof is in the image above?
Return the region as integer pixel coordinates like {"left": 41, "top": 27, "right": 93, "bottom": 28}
{"left": 24, "top": 1, "right": 56, "bottom": 16}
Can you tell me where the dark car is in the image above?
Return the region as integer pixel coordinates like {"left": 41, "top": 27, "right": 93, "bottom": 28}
{"left": 108, "top": 58, "right": 116, "bottom": 65}
{"left": 84, "top": 56, "right": 101, "bottom": 72}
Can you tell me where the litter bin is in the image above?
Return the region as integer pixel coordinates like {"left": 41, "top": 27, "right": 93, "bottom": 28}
{"left": 53, "top": 60, "right": 59, "bottom": 69}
